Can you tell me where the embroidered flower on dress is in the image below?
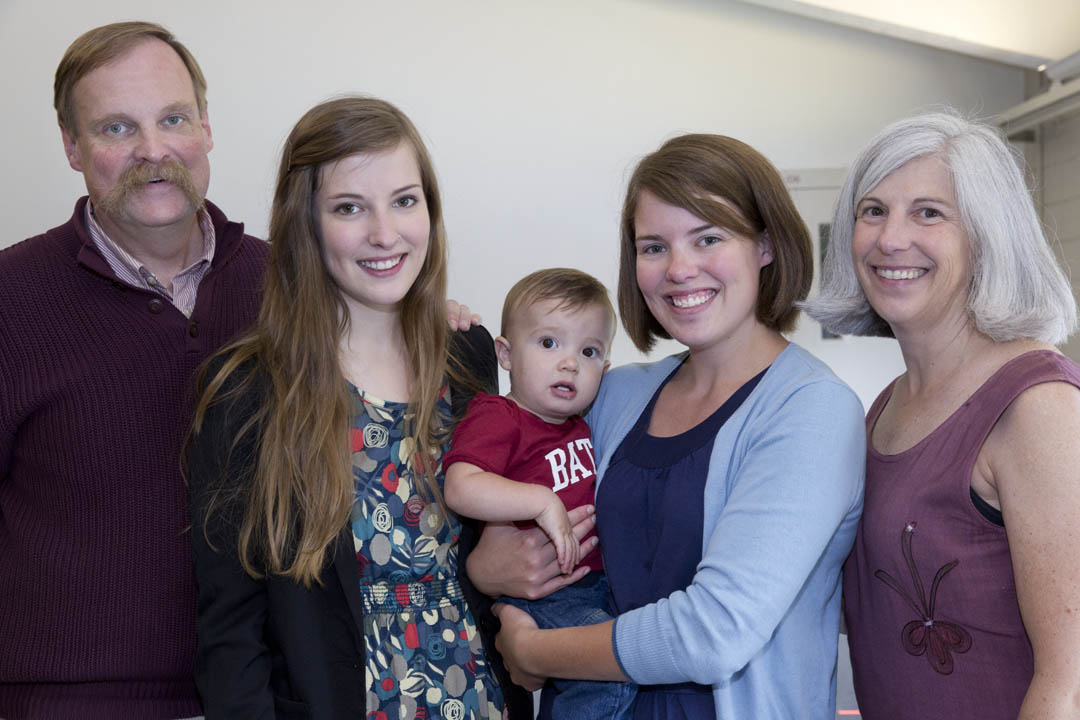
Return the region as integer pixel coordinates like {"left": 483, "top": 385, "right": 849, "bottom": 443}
{"left": 874, "top": 521, "right": 973, "bottom": 674}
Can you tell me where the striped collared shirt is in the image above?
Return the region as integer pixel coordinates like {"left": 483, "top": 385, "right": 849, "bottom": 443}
{"left": 85, "top": 203, "right": 216, "bottom": 317}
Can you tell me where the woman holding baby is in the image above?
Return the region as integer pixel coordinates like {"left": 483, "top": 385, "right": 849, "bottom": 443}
{"left": 472, "top": 133, "right": 866, "bottom": 719}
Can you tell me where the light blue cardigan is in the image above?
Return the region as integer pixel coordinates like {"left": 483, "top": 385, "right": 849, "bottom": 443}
{"left": 587, "top": 343, "right": 865, "bottom": 719}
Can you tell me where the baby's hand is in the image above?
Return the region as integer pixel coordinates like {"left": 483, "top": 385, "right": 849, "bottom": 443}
{"left": 534, "top": 493, "right": 579, "bottom": 575}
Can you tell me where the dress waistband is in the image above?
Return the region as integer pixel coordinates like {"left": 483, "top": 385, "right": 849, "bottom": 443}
{"left": 360, "top": 576, "right": 465, "bottom": 614}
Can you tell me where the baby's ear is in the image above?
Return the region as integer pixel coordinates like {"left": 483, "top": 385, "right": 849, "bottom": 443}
{"left": 603, "top": 360, "right": 611, "bottom": 374}
{"left": 494, "top": 336, "right": 513, "bottom": 372}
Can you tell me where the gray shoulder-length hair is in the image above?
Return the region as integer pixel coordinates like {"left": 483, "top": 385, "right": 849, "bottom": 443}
{"left": 804, "top": 110, "right": 1077, "bottom": 344}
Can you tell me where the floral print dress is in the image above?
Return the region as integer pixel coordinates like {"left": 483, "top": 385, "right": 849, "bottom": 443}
{"left": 349, "top": 385, "right": 504, "bottom": 720}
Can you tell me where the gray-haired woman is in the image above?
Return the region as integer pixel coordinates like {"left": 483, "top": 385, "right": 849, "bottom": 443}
{"left": 807, "top": 110, "right": 1080, "bottom": 719}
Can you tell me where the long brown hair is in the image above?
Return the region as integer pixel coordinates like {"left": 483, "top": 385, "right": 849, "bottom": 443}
{"left": 192, "top": 96, "right": 454, "bottom": 586}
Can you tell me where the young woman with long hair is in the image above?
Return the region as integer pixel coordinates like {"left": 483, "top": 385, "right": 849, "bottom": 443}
{"left": 186, "top": 96, "right": 516, "bottom": 719}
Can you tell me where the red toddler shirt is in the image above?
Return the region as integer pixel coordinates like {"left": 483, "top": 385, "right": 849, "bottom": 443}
{"left": 445, "top": 393, "right": 603, "bottom": 572}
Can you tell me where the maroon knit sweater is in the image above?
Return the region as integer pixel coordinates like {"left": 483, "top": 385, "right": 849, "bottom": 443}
{"left": 0, "top": 198, "right": 267, "bottom": 719}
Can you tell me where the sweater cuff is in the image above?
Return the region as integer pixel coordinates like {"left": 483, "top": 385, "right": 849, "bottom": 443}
{"left": 611, "top": 616, "right": 632, "bottom": 681}
{"left": 612, "top": 601, "right": 684, "bottom": 685}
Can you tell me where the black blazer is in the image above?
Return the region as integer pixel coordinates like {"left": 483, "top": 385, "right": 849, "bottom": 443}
{"left": 188, "top": 326, "right": 531, "bottom": 719}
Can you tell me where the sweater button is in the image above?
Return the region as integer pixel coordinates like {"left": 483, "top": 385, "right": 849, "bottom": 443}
{"left": 188, "top": 321, "right": 200, "bottom": 338}
{"left": 148, "top": 298, "right": 164, "bottom": 314}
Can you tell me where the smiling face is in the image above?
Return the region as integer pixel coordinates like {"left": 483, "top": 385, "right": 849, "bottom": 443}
{"left": 851, "top": 154, "right": 972, "bottom": 338}
{"left": 316, "top": 143, "right": 431, "bottom": 322}
{"left": 496, "top": 299, "right": 613, "bottom": 423}
{"left": 633, "top": 190, "right": 773, "bottom": 355}
{"left": 61, "top": 38, "right": 212, "bottom": 238}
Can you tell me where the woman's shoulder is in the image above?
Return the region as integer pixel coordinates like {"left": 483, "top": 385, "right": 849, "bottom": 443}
{"left": 755, "top": 343, "right": 865, "bottom": 419}
{"left": 955, "top": 346, "right": 1080, "bottom": 422}
{"left": 202, "top": 348, "right": 264, "bottom": 406}
{"left": 990, "top": 348, "right": 1080, "bottom": 433}
{"left": 992, "top": 345, "right": 1080, "bottom": 385}
{"left": 738, "top": 346, "right": 867, "bottom": 497}
{"left": 603, "top": 353, "right": 684, "bottom": 386}
{"left": 768, "top": 343, "right": 857, "bottom": 390}
{"left": 593, "top": 353, "right": 683, "bottom": 410}
{"left": 586, "top": 354, "right": 682, "bottom": 440}
{"left": 449, "top": 325, "right": 495, "bottom": 362}
{"left": 449, "top": 325, "right": 498, "bottom": 396}
{"left": 771, "top": 342, "right": 843, "bottom": 380}
{"left": 192, "top": 348, "right": 269, "bottom": 452}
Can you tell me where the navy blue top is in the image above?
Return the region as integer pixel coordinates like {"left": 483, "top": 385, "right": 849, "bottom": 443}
{"left": 597, "top": 363, "right": 766, "bottom": 720}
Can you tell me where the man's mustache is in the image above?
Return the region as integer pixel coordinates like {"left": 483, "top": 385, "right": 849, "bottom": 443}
{"left": 98, "top": 160, "right": 204, "bottom": 219}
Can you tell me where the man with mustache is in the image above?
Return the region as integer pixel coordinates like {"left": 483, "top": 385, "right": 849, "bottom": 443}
{"left": 0, "top": 22, "right": 266, "bottom": 719}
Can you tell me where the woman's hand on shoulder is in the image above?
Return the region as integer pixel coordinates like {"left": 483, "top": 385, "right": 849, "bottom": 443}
{"left": 465, "top": 505, "right": 596, "bottom": 600}
{"left": 446, "top": 299, "right": 482, "bottom": 332}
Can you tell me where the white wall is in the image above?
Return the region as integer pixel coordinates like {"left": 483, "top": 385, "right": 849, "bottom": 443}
{"left": 0, "top": 0, "right": 1024, "bottom": 396}
{"left": 1038, "top": 109, "right": 1080, "bottom": 362}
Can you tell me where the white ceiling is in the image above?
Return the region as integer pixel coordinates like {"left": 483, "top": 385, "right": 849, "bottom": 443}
{"left": 734, "top": 0, "right": 1080, "bottom": 69}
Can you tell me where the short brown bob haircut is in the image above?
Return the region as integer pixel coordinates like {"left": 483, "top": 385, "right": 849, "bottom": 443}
{"left": 501, "top": 268, "right": 616, "bottom": 341}
{"left": 619, "top": 134, "right": 812, "bottom": 352}
{"left": 54, "top": 21, "right": 208, "bottom": 134}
